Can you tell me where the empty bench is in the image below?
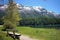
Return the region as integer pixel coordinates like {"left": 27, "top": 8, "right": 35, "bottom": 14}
{"left": 8, "top": 32, "right": 21, "bottom": 40}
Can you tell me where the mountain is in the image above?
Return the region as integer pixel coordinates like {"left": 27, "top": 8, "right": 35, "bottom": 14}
{"left": 0, "top": 4, "right": 60, "bottom": 26}
{"left": 0, "top": 4, "right": 60, "bottom": 19}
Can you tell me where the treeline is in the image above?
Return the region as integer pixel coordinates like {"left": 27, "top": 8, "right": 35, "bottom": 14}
{"left": 0, "top": 16, "right": 60, "bottom": 28}
{"left": 0, "top": 10, "right": 60, "bottom": 28}
{"left": 19, "top": 17, "right": 60, "bottom": 28}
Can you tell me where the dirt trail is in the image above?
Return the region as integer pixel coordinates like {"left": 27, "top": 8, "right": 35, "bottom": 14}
{"left": 20, "top": 35, "right": 38, "bottom": 40}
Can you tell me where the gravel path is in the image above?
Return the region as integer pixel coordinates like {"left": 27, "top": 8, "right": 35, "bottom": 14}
{"left": 20, "top": 35, "right": 38, "bottom": 40}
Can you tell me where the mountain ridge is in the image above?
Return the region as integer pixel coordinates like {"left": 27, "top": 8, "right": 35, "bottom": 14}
{"left": 0, "top": 4, "right": 60, "bottom": 18}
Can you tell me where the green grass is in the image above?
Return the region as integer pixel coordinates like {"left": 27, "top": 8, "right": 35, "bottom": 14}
{"left": 0, "top": 25, "right": 60, "bottom": 40}
{"left": 0, "top": 26, "right": 13, "bottom": 40}
{"left": 17, "top": 26, "right": 60, "bottom": 40}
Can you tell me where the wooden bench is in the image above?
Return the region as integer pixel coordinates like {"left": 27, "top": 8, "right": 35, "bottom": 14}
{"left": 8, "top": 32, "right": 21, "bottom": 40}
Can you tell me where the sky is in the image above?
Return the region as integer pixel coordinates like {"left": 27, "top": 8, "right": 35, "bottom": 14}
{"left": 0, "top": 0, "right": 60, "bottom": 14}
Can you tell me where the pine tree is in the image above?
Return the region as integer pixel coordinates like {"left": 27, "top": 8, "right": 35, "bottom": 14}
{"left": 3, "top": 0, "right": 20, "bottom": 30}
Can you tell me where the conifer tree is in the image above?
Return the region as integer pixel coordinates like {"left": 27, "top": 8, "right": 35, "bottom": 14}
{"left": 3, "top": 0, "right": 20, "bottom": 29}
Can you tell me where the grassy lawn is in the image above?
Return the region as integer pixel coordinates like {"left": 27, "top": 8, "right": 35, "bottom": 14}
{"left": 0, "top": 25, "right": 60, "bottom": 40}
{"left": 17, "top": 26, "right": 60, "bottom": 40}
{"left": 0, "top": 26, "right": 13, "bottom": 40}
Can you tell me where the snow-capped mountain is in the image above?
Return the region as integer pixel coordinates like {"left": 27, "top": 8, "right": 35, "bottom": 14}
{"left": 0, "top": 4, "right": 60, "bottom": 18}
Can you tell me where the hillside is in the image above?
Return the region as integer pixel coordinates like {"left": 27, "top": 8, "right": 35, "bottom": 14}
{"left": 0, "top": 4, "right": 60, "bottom": 18}
{"left": 0, "top": 4, "right": 60, "bottom": 27}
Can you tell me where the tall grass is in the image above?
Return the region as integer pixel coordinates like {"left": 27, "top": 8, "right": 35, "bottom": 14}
{"left": 0, "top": 26, "right": 13, "bottom": 40}
{"left": 17, "top": 26, "right": 60, "bottom": 40}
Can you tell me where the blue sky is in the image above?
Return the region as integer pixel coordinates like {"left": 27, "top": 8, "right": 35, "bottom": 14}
{"left": 0, "top": 0, "right": 60, "bottom": 14}
{"left": 14, "top": 0, "right": 60, "bottom": 14}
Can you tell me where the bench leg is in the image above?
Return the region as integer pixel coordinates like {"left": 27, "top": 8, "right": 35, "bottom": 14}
{"left": 18, "top": 36, "right": 20, "bottom": 40}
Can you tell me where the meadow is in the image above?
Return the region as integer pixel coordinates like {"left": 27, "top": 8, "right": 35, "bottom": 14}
{"left": 0, "top": 25, "right": 60, "bottom": 40}
{"left": 0, "top": 26, "right": 13, "bottom": 40}
{"left": 17, "top": 26, "right": 60, "bottom": 40}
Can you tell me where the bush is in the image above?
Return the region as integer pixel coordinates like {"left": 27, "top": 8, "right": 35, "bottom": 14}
{"left": 0, "top": 30, "right": 13, "bottom": 40}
